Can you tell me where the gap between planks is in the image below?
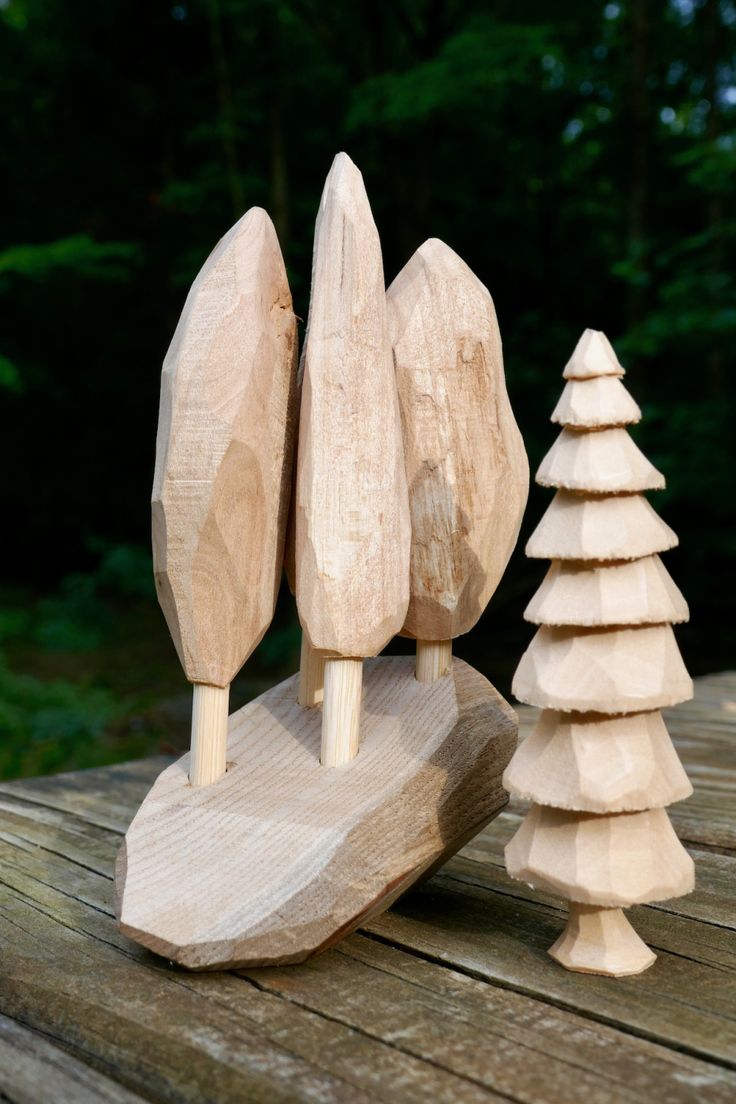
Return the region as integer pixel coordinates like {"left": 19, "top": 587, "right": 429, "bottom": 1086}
{"left": 358, "top": 927, "right": 736, "bottom": 1073}
{"left": 3, "top": 823, "right": 735, "bottom": 1076}
{"left": 4, "top": 866, "right": 733, "bottom": 1104}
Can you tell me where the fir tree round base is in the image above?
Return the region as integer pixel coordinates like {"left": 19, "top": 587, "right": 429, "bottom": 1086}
{"left": 549, "top": 903, "right": 657, "bottom": 977}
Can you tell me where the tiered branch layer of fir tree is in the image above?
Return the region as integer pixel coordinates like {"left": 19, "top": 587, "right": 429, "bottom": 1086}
{"left": 503, "top": 329, "right": 694, "bottom": 978}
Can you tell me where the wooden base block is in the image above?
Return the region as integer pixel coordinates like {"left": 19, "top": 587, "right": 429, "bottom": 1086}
{"left": 549, "top": 903, "right": 656, "bottom": 977}
{"left": 115, "top": 656, "right": 517, "bottom": 970}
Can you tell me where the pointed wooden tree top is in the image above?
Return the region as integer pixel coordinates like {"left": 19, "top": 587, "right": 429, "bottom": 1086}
{"left": 387, "top": 238, "right": 528, "bottom": 641}
{"left": 503, "top": 709, "right": 692, "bottom": 813}
{"left": 552, "top": 376, "right": 641, "bottom": 428}
{"left": 152, "top": 207, "right": 297, "bottom": 687}
{"left": 563, "top": 329, "right": 625, "bottom": 380}
{"left": 505, "top": 804, "right": 694, "bottom": 907}
{"left": 295, "top": 153, "right": 410, "bottom": 657}
{"left": 525, "top": 555, "right": 689, "bottom": 627}
{"left": 526, "top": 490, "right": 678, "bottom": 561}
{"left": 512, "top": 623, "right": 693, "bottom": 714}
{"left": 536, "top": 427, "right": 664, "bottom": 494}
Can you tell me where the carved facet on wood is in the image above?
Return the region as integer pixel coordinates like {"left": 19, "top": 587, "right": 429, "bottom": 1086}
{"left": 504, "top": 329, "right": 694, "bottom": 977}
{"left": 526, "top": 490, "right": 678, "bottom": 562}
{"left": 536, "top": 427, "right": 664, "bottom": 493}
{"left": 116, "top": 657, "right": 518, "bottom": 970}
{"left": 151, "top": 207, "right": 298, "bottom": 783}
{"left": 506, "top": 804, "right": 694, "bottom": 906}
{"left": 551, "top": 376, "right": 641, "bottom": 428}
{"left": 504, "top": 709, "right": 693, "bottom": 812}
{"left": 153, "top": 208, "right": 297, "bottom": 689}
{"left": 524, "top": 555, "right": 688, "bottom": 627}
{"left": 562, "top": 329, "right": 624, "bottom": 379}
{"left": 512, "top": 623, "right": 693, "bottom": 714}
{"left": 295, "top": 153, "right": 410, "bottom": 661}
{"left": 387, "top": 239, "right": 529, "bottom": 650}
{"left": 549, "top": 903, "right": 656, "bottom": 976}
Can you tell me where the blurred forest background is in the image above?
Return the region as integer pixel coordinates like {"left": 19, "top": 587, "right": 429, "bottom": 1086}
{"left": 1, "top": 0, "right": 734, "bottom": 778}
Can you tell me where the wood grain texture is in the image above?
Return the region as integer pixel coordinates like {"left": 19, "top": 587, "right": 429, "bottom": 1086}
{"left": 536, "top": 426, "right": 664, "bottom": 493}
{"left": 503, "top": 709, "right": 693, "bottom": 812}
{"left": 295, "top": 153, "right": 410, "bottom": 658}
{"left": 321, "top": 657, "right": 362, "bottom": 766}
{"left": 297, "top": 634, "right": 324, "bottom": 707}
{"left": 115, "top": 656, "right": 517, "bottom": 969}
{"left": 1, "top": 672, "right": 735, "bottom": 1102}
{"left": 513, "top": 623, "right": 693, "bottom": 714}
{"left": 415, "top": 639, "right": 452, "bottom": 683}
{"left": 189, "top": 683, "right": 229, "bottom": 785}
{"left": 551, "top": 375, "right": 641, "bottom": 427}
{"left": 525, "top": 554, "right": 689, "bottom": 627}
{"left": 152, "top": 207, "right": 297, "bottom": 687}
{"left": 0, "top": 1015, "right": 147, "bottom": 1104}
{"left": 387, "top": 238, "right": 528, "bottom": 641}
{"left": 526, "top": 490, "right": 678, "bottom": 561}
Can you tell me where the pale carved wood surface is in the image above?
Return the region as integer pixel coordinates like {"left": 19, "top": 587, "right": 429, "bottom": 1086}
{"left": 536, "top": 426, "right": 664, "bottom": 493}
{"left": 115, "top": 657, "right": 516, "bottom": 970}
{"left": 525, "top": 555, "right": 689, "bottom": 627}
{"left": 152, "top": 207, "right": 298, "bottom": 688}
{"left": 503, "top": 709, "right": 693, "bottom": 812}
{"left": 295, "top": 153, "right": 410, "bottom": 658}
{"left": 551, "top": 375, "right": 641, "bottom": 427}
{"left": 526, "top": 489, "right": 678, "bottom": 561}
{"left": 387, "top": 238, "right": 528, "bottom": 642}
{"left": 1, "top": 672, "right": 735, "bottom": 1102}
{"left": 507, "top": 330, "right": 695, "bottom": 977}
{"left": 513, "top": 623, "right": 693, "bottom": 714}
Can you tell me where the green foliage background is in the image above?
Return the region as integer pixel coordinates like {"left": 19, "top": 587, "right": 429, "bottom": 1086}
{"left": 1, "top": 0, "right": 734, "bottom": 777}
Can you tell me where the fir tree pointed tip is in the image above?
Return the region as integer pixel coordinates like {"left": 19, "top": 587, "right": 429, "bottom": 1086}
{"left": 563, "top": 329, "right": 625, "bottom": 381}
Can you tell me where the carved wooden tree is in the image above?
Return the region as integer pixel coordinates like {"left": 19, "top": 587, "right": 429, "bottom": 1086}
{"left": 387, "top": 239, "right": 529, "bottom": 684}
{"left": 295, "top": 152, "right": 411, "bottom": 766}
{"left": 504, "top": 329, "right": 695, "bottom": 977}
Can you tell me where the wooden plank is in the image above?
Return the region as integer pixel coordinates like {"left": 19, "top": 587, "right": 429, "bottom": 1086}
{"left": 365, "top": 872, "right": 736, "bottom": 1067}
{"left": 245, "top": 935, "right": 736, "bottom": 1104}
{"left": 0, "top": 757, "right": 170, "bottom": 834}
{"left": 1, "top": 802, "right": 734, "bottom": 1102}
{"left": 0, "top": 841, "right": 502, "bottom": 1102}
{"left": 0, "top": 671, "right": 734, "bottom": 1101}
{"left": 0, "top": 1015, "right": 146, "bottom": 1104}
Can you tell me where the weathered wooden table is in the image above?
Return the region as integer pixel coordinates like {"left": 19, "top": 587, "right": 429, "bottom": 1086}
{"left": 1, "top": 672, "right": 734, "bottom": 1103}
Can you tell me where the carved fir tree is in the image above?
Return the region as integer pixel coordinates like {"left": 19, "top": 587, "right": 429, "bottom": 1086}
{"left": 504, "top": 330, "right": 695, "bottom": 977}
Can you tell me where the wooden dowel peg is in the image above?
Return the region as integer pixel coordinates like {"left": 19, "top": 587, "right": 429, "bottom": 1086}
{"left": 321, "top": 658, "right": 362, "bottom": 767}
{"left": 190, "top": 684, "right": 229, "bottom": 786}
{"left": 297, "top": 635, "right": 324, "bottom": 708}
{"left": 549, "top": 903, "right": 656, "bottom": 977}
{"left": 416, "top": 640, "right": 452, "bottom": 684}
